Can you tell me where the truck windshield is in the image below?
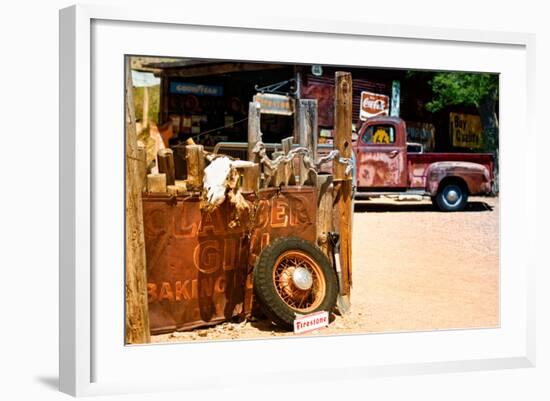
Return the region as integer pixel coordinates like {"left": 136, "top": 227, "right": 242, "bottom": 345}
{"left": 361, "top": 125, "right": 395, "bottom": 145}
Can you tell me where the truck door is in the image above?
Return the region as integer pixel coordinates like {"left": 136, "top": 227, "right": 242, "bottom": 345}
{"left": 355, "top": 122, "right": 407, "bottom": 188}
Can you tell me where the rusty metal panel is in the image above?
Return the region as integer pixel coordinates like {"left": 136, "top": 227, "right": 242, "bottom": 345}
{"left": 247, "top": 187, "right": 317, "bottom": 267}
{"left": 355, "top": 147, "right": 407, "bottom": 188}
{"left": 301, "top": 75, "right": 389, "bottom": 126}
{"left": 425, "top": 161, "right": 492, "bottom": 196}
{"left": 142, "top": 186, "right": 318, "bottom": 334}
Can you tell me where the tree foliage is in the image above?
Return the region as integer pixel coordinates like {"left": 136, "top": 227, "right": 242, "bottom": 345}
{"left": 425, "top": 72, "right": 498, "bottom": 113}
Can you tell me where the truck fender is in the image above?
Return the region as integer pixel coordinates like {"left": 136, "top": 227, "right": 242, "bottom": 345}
{"left": 425, "top": 161, "right": 492, "bottom": 196}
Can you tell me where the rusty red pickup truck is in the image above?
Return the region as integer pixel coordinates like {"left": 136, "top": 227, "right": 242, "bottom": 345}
{"left": 352, "top": 116, "right": 494, "bottom": 211}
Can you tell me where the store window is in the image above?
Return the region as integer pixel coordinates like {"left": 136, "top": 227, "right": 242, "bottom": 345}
{"left": 360, "top": 125, "right": 396, "bottom": 145}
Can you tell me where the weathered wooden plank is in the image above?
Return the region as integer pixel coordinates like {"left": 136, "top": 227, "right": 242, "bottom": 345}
{"left": 316, "top": 174, "right": 334, "bottom": 258}
{"left": 161, "top": 62, "right": 285, "bottom": 79}
{"left": 136, "top": 144, "right": 147, "bottom": 193}
{"left": 125, "top": 58, "right": 151, "bottom": 344}
{"left": 247, "top": 101, "right": 261, "bottom": 162}
{"left": 281, "top": 136, "right": 296, "bottom": 185}
{"left": 157, "top": 148, "right": 175, "bottom": 186}
{"left": 239, "top": 163, "right": 260, "bottom": 193}
{"left": 270, "top": 151, "right": 285, "bottom": 187}
{"left": 333, "top": 71, "right": 353, "bottom": 296}
{"left": 185, "top": 144, "right": 205, "bottom": 190}
{"left": 294, "top": 99, "right": 318, "bottom": 161}
{"left": 147, "top": 173, "right": 167, "bottom": 193}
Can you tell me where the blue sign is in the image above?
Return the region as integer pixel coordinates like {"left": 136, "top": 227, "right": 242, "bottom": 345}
{"left": 169, "top": 82, "right": 224, "bottom": 96}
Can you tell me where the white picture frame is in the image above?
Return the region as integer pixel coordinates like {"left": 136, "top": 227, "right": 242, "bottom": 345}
{"left": 59, "top": 4, "right": 536, "bottom": 397}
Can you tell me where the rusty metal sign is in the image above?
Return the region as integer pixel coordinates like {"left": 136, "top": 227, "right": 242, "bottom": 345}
{"left": 142, "top": 186, "right": 317, "bottom": 334}
{"left": 449, "top": 112, "right": 483, "bottom": 149}
{"left": 253, "top": 93, "right": 295, "bottom": 115}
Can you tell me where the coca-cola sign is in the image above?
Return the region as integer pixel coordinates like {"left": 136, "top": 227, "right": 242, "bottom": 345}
{"left": 360, "top": 91, "right": 389, "bottom": 120}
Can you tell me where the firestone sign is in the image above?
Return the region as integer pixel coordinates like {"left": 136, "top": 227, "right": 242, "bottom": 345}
{"left": 359, "top": 91, "right": 389, "bottom": 120}
{"left": 293, "top": 311, "right": 329, "bottom": 334}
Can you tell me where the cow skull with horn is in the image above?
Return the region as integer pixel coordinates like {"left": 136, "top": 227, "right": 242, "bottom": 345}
{"left": 201, "top": 155, "right": 255, "bottom": 214}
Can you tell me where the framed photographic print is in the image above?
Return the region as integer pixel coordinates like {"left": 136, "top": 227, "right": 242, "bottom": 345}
{"left": 59, "top": 3, "right": 536, "bottom": 396}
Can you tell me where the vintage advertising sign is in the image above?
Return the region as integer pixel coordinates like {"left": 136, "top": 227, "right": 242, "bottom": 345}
{"left": 406, "top": 121, "right": 436, "bottom": 152}
{"left": 142, "top": 187, "right": 317, "bottom": 334}
{"left": 170, "top": 81, "right": 224, "bottom": 96}
{"left": 449, "top": 112, "right": 483, "bottom": 149}
{"left": 253, "top": 93, "right": 294, "bottom": 115}
{"left": 293, "top": 311, "right": 329, "bottom": 334}
{"left": 360, "top": 91, "right": 390, "bottom": 120}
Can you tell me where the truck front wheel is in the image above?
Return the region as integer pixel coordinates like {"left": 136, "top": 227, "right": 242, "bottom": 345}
{"left": 434, "top": 182, "right": 468, "bottom": 212}
{"left": 253, "top": 237, "right": 338, "bottom": 330}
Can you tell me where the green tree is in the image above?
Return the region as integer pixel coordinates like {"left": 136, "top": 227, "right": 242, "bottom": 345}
{"left": 426, "top": 72, "right": 499, "bottom": 154}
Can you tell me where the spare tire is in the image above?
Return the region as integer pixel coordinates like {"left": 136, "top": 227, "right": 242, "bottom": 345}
{"left": 253, "top": 236, "right": 338, "bottom": 330}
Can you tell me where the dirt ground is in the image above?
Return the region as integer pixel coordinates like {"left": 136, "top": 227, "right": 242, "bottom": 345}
{"left": 152, "top": 196, "right": 499, "bottom": 343}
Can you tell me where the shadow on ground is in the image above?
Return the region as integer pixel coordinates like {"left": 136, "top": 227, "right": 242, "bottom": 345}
{"left": 354, "top": 201, "right": 494, "bottom": 213}
{"left": 249, "top": 318, "right": 285, "bottom": 333}
{"left": 35, "top": 376, "right": 58, "bottom": 391}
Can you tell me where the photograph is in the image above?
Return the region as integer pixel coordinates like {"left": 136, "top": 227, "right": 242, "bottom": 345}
{"left": 124, "top": 55, "right": 499, "bottom": 345}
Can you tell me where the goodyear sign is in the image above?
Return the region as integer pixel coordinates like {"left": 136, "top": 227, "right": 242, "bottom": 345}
{"left": 170, "top": 82, "right": 224, "bottom": 96}
{"left": 450, "top": 112, "right": 483, "bottom": 149}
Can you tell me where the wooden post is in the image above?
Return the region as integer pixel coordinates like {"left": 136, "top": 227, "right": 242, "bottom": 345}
{"left": 142, "top": 85, "right": 149, "bottom": 129}
{"left": 185, "top": 144, "right": 205, "bottom": 190}
{"left": 157, "top": 148, "right": 175, "bottom": 186}
{"left": 281, "top": 136, "right": 296, "bottom": 185}
{"left": 125, "top": 58, "right": 150, "bottom": 344}
{"left": 333, "top": 71, "right": 353, "bottom": 296}
{"left": 147, "top": 173, "right": 167, "bottom": 193}
{"left": 136, "top": 144, "right": 147, "bottom": 193}
{"left": 294, "top": 99, "right": 318, "bottom": 161}
{"left": 239, "top": 163, "right": 260, "bottom": 192}
{"left": 270, "top": 151, "right": 285, "bottom": 187}
{"left": 316, "top": 175, "right": 334, "bottom": 258}
{"left": 297, "top": 154, "right": 309, "bottom": 186}
{"left": 247, "top": 101, "right": 261, "bottom": 162}
{"left": 173, "top": 144, "right": 188, "bottom": 180}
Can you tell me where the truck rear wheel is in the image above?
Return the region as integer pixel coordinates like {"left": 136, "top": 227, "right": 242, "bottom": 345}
{"left": 435, "top": 182, "right": 468, "bottom": 212}
{"left": 253, "top": 237, "right": 338, "bottom": 330}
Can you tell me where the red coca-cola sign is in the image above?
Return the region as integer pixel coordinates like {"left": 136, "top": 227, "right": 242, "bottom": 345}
{"left": 360, "top": 91, "right": 389, "bottom": 120}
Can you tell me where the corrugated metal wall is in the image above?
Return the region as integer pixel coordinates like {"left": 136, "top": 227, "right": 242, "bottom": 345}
{"left": 303, "top": 74, "right": 390, "bottom": 126}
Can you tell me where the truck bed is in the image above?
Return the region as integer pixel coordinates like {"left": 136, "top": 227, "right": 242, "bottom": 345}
{"left": 407, "top": 152, "right": 494, "bottom": 189}
{"left": 407, "top": 152, "right": 494, "bottom": 166}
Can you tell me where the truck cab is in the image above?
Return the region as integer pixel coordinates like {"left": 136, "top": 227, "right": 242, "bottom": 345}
{"left": 355, "top": 117, "right": 408, "bottom": 189}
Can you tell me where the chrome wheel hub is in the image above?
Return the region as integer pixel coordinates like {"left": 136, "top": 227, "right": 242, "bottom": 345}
{"left": 446, "top": 189, "right": 459, "bottom": 203}
{"left": 292, "top": 267, "right": 314, "bottom": 290}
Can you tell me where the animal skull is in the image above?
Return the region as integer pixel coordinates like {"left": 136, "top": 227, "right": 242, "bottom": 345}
{"left": 202, "top": 156, "right": 254, "bottom": 211}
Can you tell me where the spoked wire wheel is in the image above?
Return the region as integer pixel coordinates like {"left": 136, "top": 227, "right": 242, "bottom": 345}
{"left": 253, "top": 237, "right": 338, "bottom": 330}
{"left": 272, "top": 250, "right": 326, "bottom": 313}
